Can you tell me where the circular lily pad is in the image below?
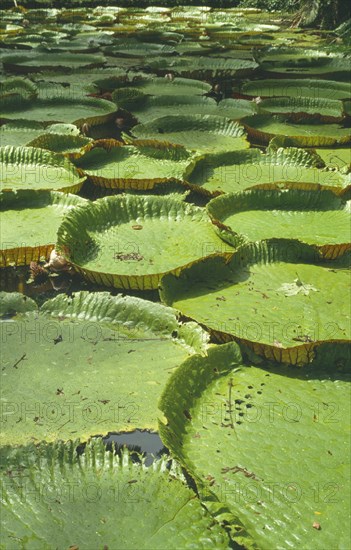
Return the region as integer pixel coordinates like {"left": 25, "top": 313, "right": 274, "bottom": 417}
{"left": 0, "top": 121, "right": 48, "bottom": 148}
{"left": 132, "top": 115, "right": 250, "bottom": 154}
{"left": 1, "top": 95, "right": 116, "bottom": 126}
{"left": 241, "top": 114, "right": 351, "bottom": 146}
{"left": 159, "top": 342, "right": 351, "bottom": 549}
{"left": 0, "top": 190, "right": 86, "bottom": 267}
{"left": 160, "top": 241, "right": 350, "bottom": 365}
{"left": 241, "top": 78, "right": 351, "bottom": 101}
{"left": 2, "top": 52, "right": 106, "bottom": 73}
{"left": 99, "top": 75, "right": 211, "bottom": 96}
{"left": 27, "top": 133, "right": 92, "bottom": 157}
{"left": 207, "top": 188, "right": 351, "bottom": 259}
{"left": 0, "top": 146, "right": 85, "bottom": 193}
{"left": 0, "top": 290, "right": 208, "bottom": 442}
{"left": 0, "top": 441, "right": 229, "bottom": 549}
{"left": 259, "top": 97, "right": 346, "bottom": 122}
{"left": 186, "top": 147, "right": 346, "bottom": 196}
{"left": 74, "top": 140, "right": 197, "bottom": 190}
{"left": 57, "top": 194, "right": 233, "bottom": 290}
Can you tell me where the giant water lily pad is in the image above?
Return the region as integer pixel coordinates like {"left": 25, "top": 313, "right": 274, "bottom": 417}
{"left": 160, "top": 241, "right": 350, "bottom": 365}
{"left": 74, "top": 140, "right": 197, "bottom": 190}
{"left": 2, "top": 52, "right": 106, "bottom": 73}
{"left": 0, "top": 440, "right": 229, "bottom": 548}
{"left": 0, "top": 191, "right": 86, "bottom": 267}
{"left": 256, "top": 47, "right": 351, "bottom": 78}
{"left": 149, "top": 56, "right": 258, "bottom": 79}
{"left": 115, "top": 94, "right": 219, "bottom": 124}
{"left": 241, "top": 78, "right": 351, "bottom": 101}
{"left": 104, "top": 41, "right": 176, "bottom": 57}
{"left": 0, "top": 77, "right": 38, "bottom": 102}
{"left": 314, "top": 147, "right": 351, "bottom": 171}
{"left": 27, "top": 132, "right": 92, "bottom": 157}
{"left": 241, "top": 114, "right": 351, "bottom": 146}
{"left": 0, "top": 290, "right": 208, "bottom": 443}
{"left": 159, "top": 342, "right": 351, "bottom": 549}
{"left": 115, "top": 94, "right": 256, "bottom": 125}
{"left": 132, "top": 115, "right": 249, "bottom": 154}
{"left": 0, "top": 146, "right": 85, "bottom": 193}
{"left": 57, "top": 194, "right": 233, "bottom": 290}
{"left": 207, "top": 189, "right": 351, "bottom": 259}
{"left": 258, "top": 97, "right": 346, "bottom": 122}
{"left": 98, "top": 75, "right": 211, "bottom": 96}
{"left": 0, "top": 121, "right": 48, "bottom": 147}
{"left": 1, "top": 95, "right": 116, "bottom": 126}
{"left": 186, "top": 147, "right": 347, "bottom": 196}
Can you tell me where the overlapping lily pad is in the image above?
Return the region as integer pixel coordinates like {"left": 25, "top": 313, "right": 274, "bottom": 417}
{"left": 132, "top": 115, "right": 250, "bottom": 154}
{"left": 159, "top": 342, "right": 351, "bottom": 549}
{"left": 0, "top": 190, "right": 86, "bottom": 267}
{"left": 74, "top": 139, "right": 197, "bottom": 190}
{"left": 56, "top": 194, "right": 233, "bottom": 290}
{"left": 186, "top": 146, "right": 347, "bottom": 196}
{"left": 160, "top": 241, "right": 350, "bottom": 364}
{"left": 0, "top": 146, "right": 85, "bottom": 193}
{"left": 241, "top": 114, "right": 351, "bottom": 146}
{"left": 207, "top": 188, "right": 351, "bottom": 258}
{"left": 0, "top": 441, "right": 230, "bottom": 548}
{"left": 0, "top": 290, "right": 209, "bottom": 442}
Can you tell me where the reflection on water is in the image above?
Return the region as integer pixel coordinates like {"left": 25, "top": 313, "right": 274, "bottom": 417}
{"left": 103, "top": 430, "right": 168, "bottom": 466}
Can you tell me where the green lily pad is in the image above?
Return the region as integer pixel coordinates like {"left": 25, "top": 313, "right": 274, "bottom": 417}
{"left": 0, "top": 121, "right": 48, "bottom": 148}
{"left": 99, "top": 75, "right": 211, "bottom": 96}
{"left": 0, "top": 190, "right": 86, "bottom": 267}
{"left": 0, "top": 146, "right": 85, "bottom": 193}
{"left": 0, "top": 290, "right": 208, "bottom": 443}
{"left": 186, "top": 147, "right": 346, "bottom": 196}
{"left": 74, "top": 140, "right": 197, "bottom": 190}
{"left": 159, "top": 241, "right": 350, "bottom": 365}
{"left": 57, "top": 194, "right": 232, "bottom": 290}
{"left": 149, "top": 56, "right": 258, "bottom": 79}
{"left": 115, "top": 93, "right": 256, "bottom": 125}
{"left": 104, "top": 41, "right": 176, "bottom": 57}
{"left": 0, "top": 440, "right": 230, "bottom": 549}
{"left": 207, "top": 188, "right": 351, "bottom": 259}
{"left": 159, "top": 342, "right": 351, "bottom": 549}
{"left": 241, "top": 114, "right": 351, "bottom": 146}
{"left": 132, "top": 115, "right": 249, "bottom": 154}
{"left": 241, "top": 79, "right": 351, "bottom": 101}
{"left": 27, "top": 133, "right": 92, "bottom": 157}
{"left": 2, "top": 52, "right": 106, "bottom": 73}
{"left": 313, "top": 147, "right": 351, "bottom": 172}
{"left": 115, "top": 94, "right": 218, "bottom": 124}
{"left": 0, "top": 77, "right": 38, "bottom": 102}
{"left": 256, "top": 47, "right": 351, "bottom": 78}
{"left": 258, "top": 97, "right": 346, "bottom": 121}
{"left": 1, "top": 95, "right": 116, "bottom": 126}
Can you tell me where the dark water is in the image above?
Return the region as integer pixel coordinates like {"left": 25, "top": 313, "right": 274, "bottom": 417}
{"left": 103, "top": 430, "right": 167, "bottom": 466}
